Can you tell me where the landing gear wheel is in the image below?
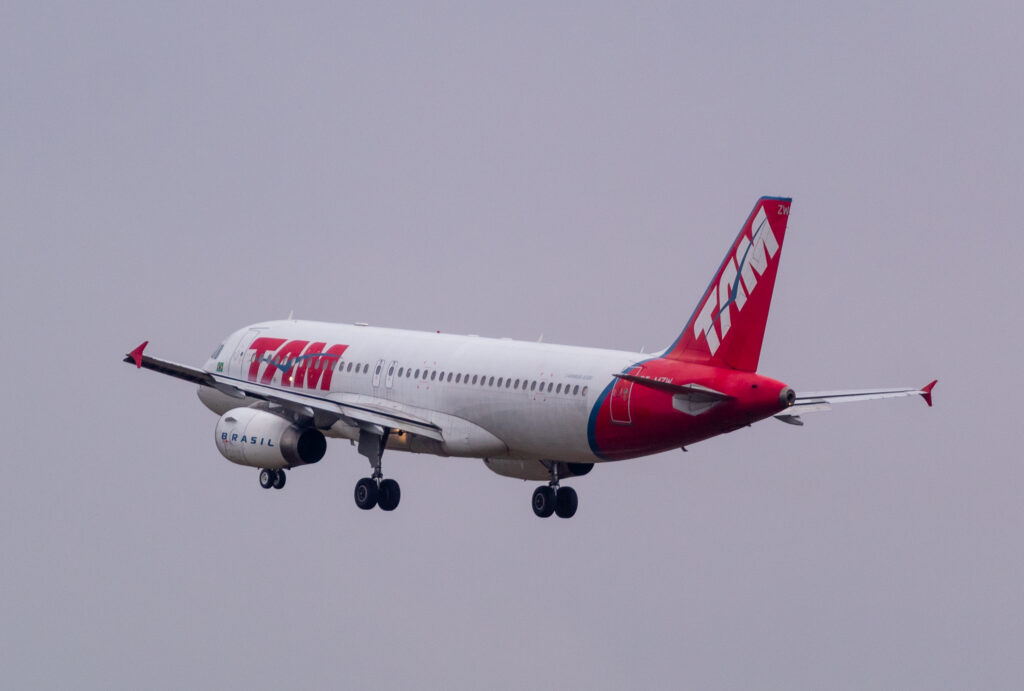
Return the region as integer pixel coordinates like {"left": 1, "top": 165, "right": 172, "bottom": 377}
{"left": 259, "top": 469, "right": 274, "bottom": 489}
{"left": 272, "top": 469, "right": 286, "bottom": 490}
{"left": 555, "top": 486, "right": 578, "bottom": 518}
{"left": 532, "top": 486, "right": 557, "bottom": 518}
{"left": 354, "top": 477, "right": 378, "bottom": 510}
{"left": 378, "top": 478, "right": 401, "bottom": 511}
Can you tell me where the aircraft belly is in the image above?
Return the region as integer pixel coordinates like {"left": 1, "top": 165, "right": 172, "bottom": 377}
{"left": 454, "top": 397, "right": 596, "bottom": 462}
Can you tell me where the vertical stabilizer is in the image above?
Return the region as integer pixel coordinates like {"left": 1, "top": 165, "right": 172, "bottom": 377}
{"left": 663, "top": 196, "right": 792, "bottom": 372}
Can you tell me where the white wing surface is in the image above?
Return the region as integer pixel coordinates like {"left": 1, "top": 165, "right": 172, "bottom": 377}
{"left": 123, "top": 341, "right": 444, "bottom": 441}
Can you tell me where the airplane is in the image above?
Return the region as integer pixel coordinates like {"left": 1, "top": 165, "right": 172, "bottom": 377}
{"left": 123, "top": 196, "right": 936, "bottom": 518}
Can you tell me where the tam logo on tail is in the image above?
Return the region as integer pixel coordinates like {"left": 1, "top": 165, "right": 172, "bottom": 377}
{"left": 664, "top": 197, "right": 791, "bottom": 372}
{"left": 693, "top": 206, "right": 782, "bottom": 355}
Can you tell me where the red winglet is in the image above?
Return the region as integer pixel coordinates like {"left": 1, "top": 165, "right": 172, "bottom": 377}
{"left": 128, "top": 341, "right": 148, "bottom": 368}
{"left": 920, "top": 379, "right": 937, "bottom": 407}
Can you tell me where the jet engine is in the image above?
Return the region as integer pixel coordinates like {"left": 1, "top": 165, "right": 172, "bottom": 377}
{"left": 483, "top": 458, "right": 594, "bottom": 481}
{"left": 215, "top": 408, "right": 326, "bottom": 470}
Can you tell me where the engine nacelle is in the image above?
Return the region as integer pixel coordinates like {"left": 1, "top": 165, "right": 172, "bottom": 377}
{"left": 483, "top": 459, "right": 594, "bottom": 481}
{"left": 215, "top": 408, "right": 326, "bottom": 470}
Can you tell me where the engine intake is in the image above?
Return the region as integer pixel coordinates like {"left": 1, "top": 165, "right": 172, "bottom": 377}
{"left": 215, "top": 408, "right": 326, "bottom": 470}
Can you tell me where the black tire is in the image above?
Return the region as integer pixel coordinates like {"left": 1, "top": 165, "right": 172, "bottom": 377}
{"left": 555, "top": 486, "right": 578, "bottom": 519}
{"left": 378, "top": 478, "right": 401, "bottom": 511}
{"left": 354, "top": 477, "right": 378, "bottom": 510}
{"left": 532, "top": 486, "right": 556, "bottom": 518}
{"left": 259, "top": 469, "right": 274, "bottom": 489}
{"left": 272, "top": 469, "right": 287, "bottom": 490}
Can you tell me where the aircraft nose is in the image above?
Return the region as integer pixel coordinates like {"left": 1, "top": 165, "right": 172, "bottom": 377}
{"left": 779, "top": 387, "right": 796, "bottom": 407}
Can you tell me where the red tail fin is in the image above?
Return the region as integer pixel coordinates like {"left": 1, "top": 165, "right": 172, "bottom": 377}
{"left": 663, "top": 196, "right": 792, "bottom": 372}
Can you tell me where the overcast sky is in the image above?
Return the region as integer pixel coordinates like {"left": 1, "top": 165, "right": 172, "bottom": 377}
{"left": 1, "top": 2, "right": 1021, "bottom": 689}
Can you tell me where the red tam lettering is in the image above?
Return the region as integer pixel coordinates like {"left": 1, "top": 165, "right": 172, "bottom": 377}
{"left": 291, "top": 342, "right": 326, "bottom": 389}
{"left": 262, "top": 340, "right": 310, "bottom": 385}
{"left": 247, "top": 337, "right": 286, "bottom": 381}
{"left": 310, "top": 344, "right": 349, "bottom": 391}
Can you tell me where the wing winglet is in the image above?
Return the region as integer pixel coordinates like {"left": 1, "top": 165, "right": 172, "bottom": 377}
{"left": 127, "top": 341, "right": 148, "bottom": 368}
{"left": 920, "top": 379, "right": 937, "bottom": 407}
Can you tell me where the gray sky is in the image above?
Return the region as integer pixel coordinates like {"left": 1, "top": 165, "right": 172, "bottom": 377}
{"left": 1, "top": 2, "right": 1020, "bottom": 689}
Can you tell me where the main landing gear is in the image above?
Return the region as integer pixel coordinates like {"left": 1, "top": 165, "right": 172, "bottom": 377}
{"left": 532, "top": 463, "right": 578, "bottom": 519}
{"left": 353, "top": 427, "right": 401, "bottom": 512}
{"left": 258, "top": 468, "right": 287, "bottom": 490}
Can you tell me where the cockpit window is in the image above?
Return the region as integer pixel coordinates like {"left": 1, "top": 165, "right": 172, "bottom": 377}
{"left": 211, "top": 344, "right": 224, "bottom": 359}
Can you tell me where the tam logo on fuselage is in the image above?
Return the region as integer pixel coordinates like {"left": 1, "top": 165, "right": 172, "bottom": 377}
{"left": 246, "top": 337, "right": 349, "bottom": 391}
{"left": 692, "top": 207, "right": 779, "bottom": 355}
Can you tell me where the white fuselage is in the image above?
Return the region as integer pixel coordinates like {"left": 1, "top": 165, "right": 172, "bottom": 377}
{"left": 201, "top": 320, "right": 644, "bottom": 463}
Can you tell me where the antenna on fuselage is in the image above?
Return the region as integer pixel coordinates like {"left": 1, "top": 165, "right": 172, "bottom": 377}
{"left": 287, "top": 309, "right": 294, "bottom": 321}
{"left": 537, "top": 333, "right": 544, "bottom": 343}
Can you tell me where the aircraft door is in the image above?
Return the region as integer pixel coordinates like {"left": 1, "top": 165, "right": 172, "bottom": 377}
{"left": 610, "top": 366, "right": 641, "bottom": 425}
{"left": 385, "top": 360, "right": 397, "bottom": 389}
{"left": 372, "top": 358, "right": 385, "bottom": 388}
{"left": 229, "top": 328, "right": 264, "bottom": 378}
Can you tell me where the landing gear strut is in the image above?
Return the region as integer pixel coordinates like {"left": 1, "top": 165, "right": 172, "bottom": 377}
{"left": 259, "top": 468, "right": 286, "bottom": 490}
{"left": 353, "top": 427, "right": 401, "bottom": 511}
{"left": 532, "top": 462, "right": 578, "bottom": 519}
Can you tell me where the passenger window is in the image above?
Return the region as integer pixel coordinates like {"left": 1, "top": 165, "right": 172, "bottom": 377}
{"left": 514, "top": 379, "right": 520, "bottom": 389}
{"left": 414, "top": 369, "right": 420, "bottom": 378}
{"left": 447, "top": 372, "right": 453, "bottom": 382}
{"left": 388, "top": 365, "right": 395, "bottom": 376}
{"left": 347, "top": 362, "right": 353, "bottom": 372}
{"left": 439, "top": 371, "right": 445, "bottom": 380}
{"left": 530, "top": 381, "right": 537, "bottom": 391}
{"left": 456, "top": 374, "right": 461, "bottom": 383}
{"left": 556, "top": 383, "right": 562, "bottom": 394}
{"left": 582, "top": 386, "right": 588, "bottom": 396}
{"left": 398, "top": 367, "right": 404, "bottom": 377}
{"left": 496, "top": 377, "right": 503, "bottom": 387}
{"left": 573, "top": 385, "right": 579, "bottom": 395}
{"left": 375, "top": 364, "right": 382, "bottom": 375}
{"left": 487, "top": 376, "right": 493, "bottom": 386}
{"left": 472, "top": 375, "right": 478, "bottom": 384}
{"left": 431, "top": 371, "right": 437, "bottom": 380}
{"left": 506, "top": 379, "right": 511, "bottom": 388}
{"left": 547, "top": 382, "right": 553, "bottom": 392}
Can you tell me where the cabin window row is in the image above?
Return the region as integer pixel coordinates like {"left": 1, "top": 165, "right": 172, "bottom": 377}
{"left": 248, "top": 353, "right": 371, "bottom": 373}
{"left": 249, "top": 353, "right": 587, "bottom": 396}
{"left": 386, "top": 364, "right": 587, "bottom": 396}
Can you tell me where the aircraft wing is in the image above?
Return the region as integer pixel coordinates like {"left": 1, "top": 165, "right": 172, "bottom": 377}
{"left": 123, "top": 341, "right": 445, "bottom": 441}
{"left": 774, "top": 380, "right": 937, "bottom": 425}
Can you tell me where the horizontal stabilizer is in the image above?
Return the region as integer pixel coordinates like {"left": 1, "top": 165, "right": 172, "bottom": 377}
{"left": 776, "top": 380, "right": 937, "bottom": 423}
